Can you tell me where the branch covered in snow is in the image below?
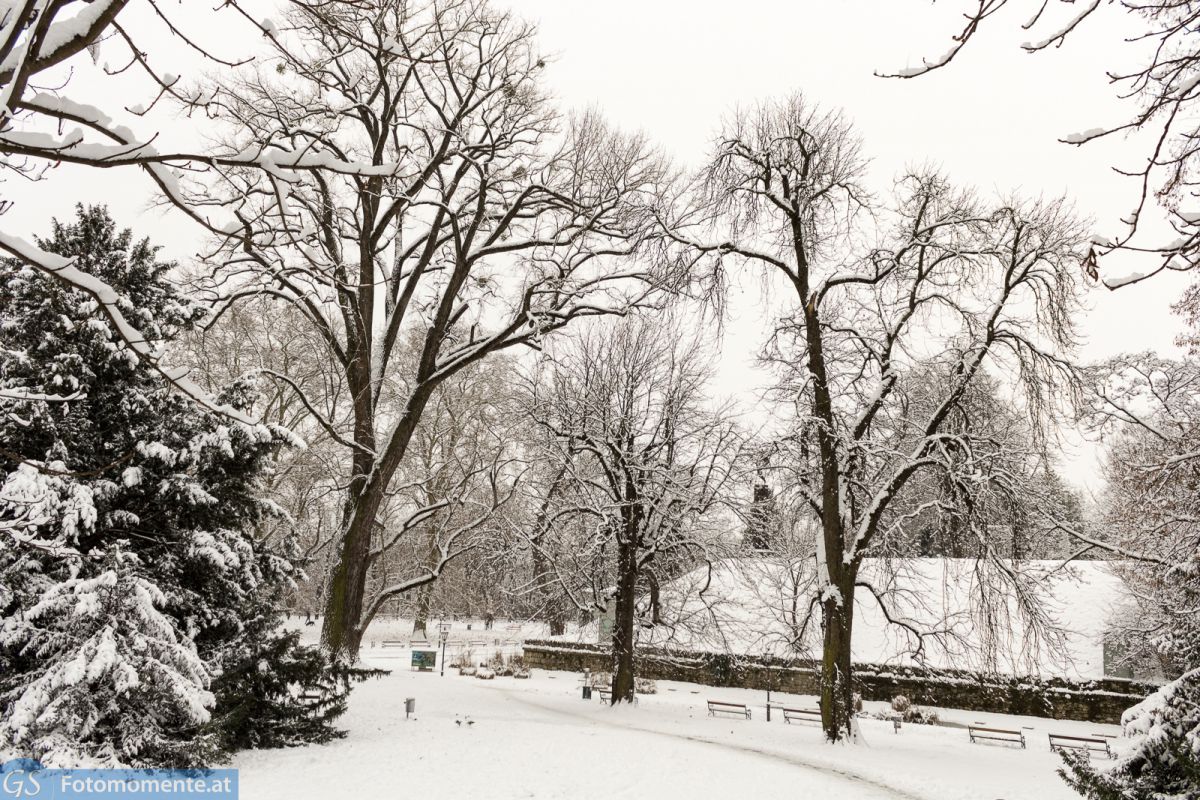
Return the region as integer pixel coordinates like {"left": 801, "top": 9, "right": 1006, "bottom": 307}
{"left": 884, "top": 0, "right": 1200, "bottom": 284}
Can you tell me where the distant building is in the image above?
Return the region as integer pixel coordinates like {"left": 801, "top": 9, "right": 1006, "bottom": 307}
{"left": 742, "top": 474, "right": 777, "bottom": 552}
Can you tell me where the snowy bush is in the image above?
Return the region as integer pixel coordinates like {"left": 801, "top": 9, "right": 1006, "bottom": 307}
{"left": 0, "top": 552, "right": 216, "bottom": 767}
{"left": 209, "top": 629, "right": 352, "bottom": 751}
{"left": 488, "top": 652, "right": 512, "bottom": 676}
{"left": 870, "top": 701, "right": 938, "bottom": 726}
{"left": 902, "top": 706, "right": 940, "bottom": 726}
{"left": 635, "top": 677, "right": 658, "bottom": 695}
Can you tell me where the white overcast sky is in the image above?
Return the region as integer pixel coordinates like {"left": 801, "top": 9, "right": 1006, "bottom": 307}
{"left": 8, "top": 0, "right": 1193, "bottom": 493}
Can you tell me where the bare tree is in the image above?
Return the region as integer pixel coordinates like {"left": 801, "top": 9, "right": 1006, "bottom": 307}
{"left": 680, "top": 94, "right": 1086, "bottom": 741}
{"left": 0, "top": 1, "right": 396, "bottom": 416}
{"left": 887, "top": 0, "right": 1200, "bottom": 285}
{"left": 189, "top": 0, "right": 674, "bottom": 662}
{"left": 372, "top": 353, "right": 522, "bottom": 638}
{"left": 525, "top": 315, "right": 742, "bottom": 702}
{"left": 1073, "top": 352, "right": 1200, "bottom": 625}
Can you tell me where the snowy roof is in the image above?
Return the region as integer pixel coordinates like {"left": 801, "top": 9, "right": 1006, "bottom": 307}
{"left": 640, "top": 557, "right": 1129, "bottom": 679}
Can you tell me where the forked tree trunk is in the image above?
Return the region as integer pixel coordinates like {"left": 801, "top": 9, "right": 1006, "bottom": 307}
{"left": 610, "top": 536, "right": 640, "bottom": 703}
{"left": 320, "top": 386, "right": 435, "bottom": 663}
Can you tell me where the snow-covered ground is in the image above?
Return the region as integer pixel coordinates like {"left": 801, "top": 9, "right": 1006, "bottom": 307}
{"left": 234, "top": 645, "right": 1123, "bottom": 799}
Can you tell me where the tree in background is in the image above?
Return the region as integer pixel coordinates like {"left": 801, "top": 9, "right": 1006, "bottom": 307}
{"left": 682, "top": 94, "right": 1086, "bottom": 741}
{"left": 525, "top": 316, "right": 742, "bottom": 702}
{"left": 0, "top": 206, "right": 347, "bottom": 767}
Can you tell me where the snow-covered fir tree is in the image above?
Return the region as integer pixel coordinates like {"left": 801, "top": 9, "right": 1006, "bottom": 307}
{"left": 0, "top": 206, "right": 349, "bottom": 768}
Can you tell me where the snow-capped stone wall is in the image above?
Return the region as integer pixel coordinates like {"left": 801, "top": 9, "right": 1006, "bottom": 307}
{"left": 522, "top": 640, "right": 1155, "bottom": 723}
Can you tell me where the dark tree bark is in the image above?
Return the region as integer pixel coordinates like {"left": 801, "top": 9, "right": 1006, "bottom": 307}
{"left": 610, "top": 512, "right": 643, "bottom": 704}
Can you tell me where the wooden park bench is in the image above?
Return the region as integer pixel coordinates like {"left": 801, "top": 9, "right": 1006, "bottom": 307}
{"left": 1049, "top": 733, "right": 1114, "bottom": 760}
{"left": 780, "top": 707, "right": 822, "bottom": 726}
{"left": 968, "top": 725, "right": 1026, "bottom": 749}
{"left": 707, "top": 700, "right": 751, "bottom": 720}
{"left": 298, "top": 686, "right": 323, "bottom": 704}
{"left": 596, "top": 689, "right": 637, "bottom": 705}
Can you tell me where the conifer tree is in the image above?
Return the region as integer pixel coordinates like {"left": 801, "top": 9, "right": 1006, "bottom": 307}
{"left": 0, "top": 205, "right": 349, "bottom": 767}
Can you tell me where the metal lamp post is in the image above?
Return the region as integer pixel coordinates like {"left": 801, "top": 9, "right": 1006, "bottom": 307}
{"left": 764, "top": 652, "right": 773, "bottom": 722}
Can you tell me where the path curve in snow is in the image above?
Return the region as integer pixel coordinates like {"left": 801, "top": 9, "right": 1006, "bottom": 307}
{"left": 497, "top": 685, "right": 928, "bottom": 800}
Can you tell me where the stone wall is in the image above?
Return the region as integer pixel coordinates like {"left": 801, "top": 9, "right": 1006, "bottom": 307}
{"left": 522, "top": 640, "right": 1155, "bottom": 724}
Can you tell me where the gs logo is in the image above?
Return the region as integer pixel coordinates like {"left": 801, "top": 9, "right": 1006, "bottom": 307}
{"left": 0, "top": 761, "right": 43, "bottom": 799}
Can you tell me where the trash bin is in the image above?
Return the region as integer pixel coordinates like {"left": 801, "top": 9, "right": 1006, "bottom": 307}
{"left": 405, "top": 697, "right": 416, "bottom": 718}
{"left": 582, "top": 686, "right": 592, "bottom": 700}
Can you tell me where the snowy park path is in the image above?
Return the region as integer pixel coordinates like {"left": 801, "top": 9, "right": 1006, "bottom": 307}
{"left": 234, "top": 660, "right": 1108, "bottom": 799}
{"left": 496, "top": 685, "right": 917, "bottom": 800}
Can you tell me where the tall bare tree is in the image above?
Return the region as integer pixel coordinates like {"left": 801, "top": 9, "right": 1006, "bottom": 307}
{"left": 680, "top": 94, "right": 1086, "bottom": 741}
{"left": 192, "top": 0, "right": 674, "bottom": 661}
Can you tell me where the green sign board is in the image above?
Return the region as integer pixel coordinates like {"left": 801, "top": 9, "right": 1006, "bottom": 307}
{"left": 411, "top": 650, "right": 437, "bottom": 671}
{"left": 597, "top": 605, "right": 615, "bottom": 643}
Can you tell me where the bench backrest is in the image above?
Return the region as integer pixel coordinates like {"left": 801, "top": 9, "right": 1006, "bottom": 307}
{"left": 1049, "top": 734, "right": 1106, "bottom": 746}
{"left": 707, "top": 701, "right": 745, "bottom": 709}
{"left": 970, "top": 726, "right": 1022, "bottom": 736}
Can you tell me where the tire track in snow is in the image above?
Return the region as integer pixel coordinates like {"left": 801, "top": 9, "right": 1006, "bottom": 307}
{"left": 497, "top": 686, "right": 929, "bottom": 800}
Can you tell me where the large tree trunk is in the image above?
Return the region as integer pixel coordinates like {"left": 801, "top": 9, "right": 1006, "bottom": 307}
{"left": 320, "top": 443, "right": 388, "bottom": 662}
{"left": 819, "top": 574, "right": 858, "bottom": 742}
{"left": 532, "top": 540, "right": 568, "bottom": 636}
{"left": 319, "top": 492, "right": 381, "bottom": 661}
{"left": 411, "top": 583, "right": 433, "bottom": 637}
{"left": 610, "top": 535, "right": 639, "bottom": 703}
{"left": 319, "top": 385, "right": 435, "bottom": 663}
